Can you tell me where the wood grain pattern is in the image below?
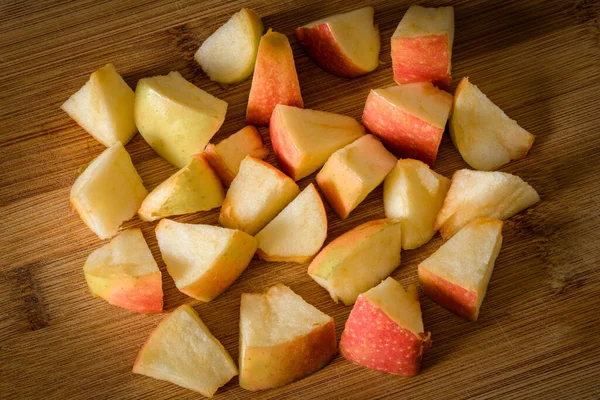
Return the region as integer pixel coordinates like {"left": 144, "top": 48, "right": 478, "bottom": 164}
{"left": 1, "top": 0, "right": 600, "bottom": 398}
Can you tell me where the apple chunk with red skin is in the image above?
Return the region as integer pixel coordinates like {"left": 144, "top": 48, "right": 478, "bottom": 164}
{"left": 340, "top": 277, "right": 431, "bottom": 376}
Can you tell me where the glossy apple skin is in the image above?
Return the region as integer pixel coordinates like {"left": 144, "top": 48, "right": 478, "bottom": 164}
{"left": 392, "top": 35, "right": 451, "bottom": 90}
{"left": 86, "top": 272, "right": 163, "bottom": 313}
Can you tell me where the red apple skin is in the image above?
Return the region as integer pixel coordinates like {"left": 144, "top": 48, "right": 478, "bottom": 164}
{"left": 392, "top": 35, "right": 451, "bottom": 90}
{"left": 418, "top": 266, "right": 478, "bottom": 321}
{"left": 339, "top": 295, "right": 431, "bottom": 376}
{"left": 107, "top": 273, "right": 163, "bottom": 314}
{"left": 269, "top": 105, "right": 299, "bottom": 179}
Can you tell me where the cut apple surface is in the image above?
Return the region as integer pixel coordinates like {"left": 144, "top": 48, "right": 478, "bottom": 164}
{"left": 202, "top": 125, "right": 269, "bottom": 186}
{"left": 434, "top": 169, "right": 540, "bottom": 239}
{"left": 239, "top": 284, "right": 336, "bottom": 391}
{"left": 62, "top": 63, "right": 137, "bottom": 147}
{"left": 391, "top": 5, "right": 454, "bottom": 89}
{"left": 83, "top": 228, "right": 162, "bottom": 313}
{"left": 295, "top": 6, "right": 380, "bottom": 78}
{"left": 308, "top": 219, "right": 402, "bottom": 305}
{"left": 156, "top": 219, "right": 257, "bottom": 302}
{"left": 246, "top": 29, "right": 303, "bottom": 126}
{"left": 419, "top": 218, "right": 503, "bottom": 321}
{"left": 340, "top": 278, "right": 431, "bottom": 376}
{"left": 219, "top": 156, "right": 300, "bottom": 235}
{"left": 271, "top": 104, "right": 365, "bottom": 180}
{"left": 317, "top": 134, "right": 396, "bottom": 219}
{"left": 70, "top": 141, "right": 147, "bottom": 239}
{"left": 133, "top": 304, "right": 238, "bottom": 397}
{"left": 362, "top": 82, "right": 453, "bottom": 166}
{"left": 138, "top": 155, "right": 224, "bottom": 221}
{"left": 450, "top": 77, "right": 535, "bottom": 171}
{"left": 195, "top": 8, "right": 263, "bottom": 84}
{"left": 255, "top": 184, "right": 327, "bottom": 263}
{"left": 383, "top": 159, "right": 450, "bottom": 250}
{"left": 135, "top": 71, "right": 227, "bottom": 168}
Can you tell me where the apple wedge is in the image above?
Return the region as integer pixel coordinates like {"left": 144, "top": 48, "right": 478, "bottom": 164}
{"left": 308, "top": 219, "right": 402, "bottom": 305}
{"left": 450, "top": 77, "right": 535, "bottom": 171}
{"left": 239, "top": 284, "right": 336, "bottom": 391}
{"left": 340, "top": 278, "right": 431, "bottom": 376}
{"left": 219, "top": 156, "right": 300, "bottom": 235}
{"left": 383, "top": 159, "right": 451, "bottom": 250}
{"left": 246, "top": 29, "right": 303, "bottom": 126}
{"left": 133, "top": 304, "right": 238, "bottom": 397}
{"left": 195, "top": 8, "right": 263, "bottom": 84}
{"left": 202, "top": 125, "right": 269, "bottom": 186}
{"left": 255, "top": 184, "right": 327, "bottom": 263}
{"left": 83, "top": 228, "right": 162, "bottom": 313}
{"left": 391, "top": 5, "right": 454, "bottom": 89}
{"left": 362, "top": 82, "right": 453, "bottom": 166}
{"left": 271, "top": 104, "right": 365, "bottom": 180}
{"left": 135, "top": 71, "right": 227, "bottom": 168}
{"left": 295, "top": 6, "right": 380, "bottom": 77}
{"left": 419, "top": 218, "right": 503, "bottom": 321}
{"left": 317, "top": 134, "right": 396, "bottom": 219}
{"left": 156, "top": 219, "right": 257, "bottom": 302}
{"left": 434, "top": 169, "right": 540, "bottom": 239}
{"left": 70, "top": 141, "right": 147, "bottom": 239}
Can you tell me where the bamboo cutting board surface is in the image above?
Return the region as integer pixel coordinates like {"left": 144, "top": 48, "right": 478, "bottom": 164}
{"left": 1, "top": 0, "right": 600, "bottom": 398}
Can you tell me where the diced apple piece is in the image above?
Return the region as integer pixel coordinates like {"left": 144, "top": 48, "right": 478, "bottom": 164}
{"left": 362, "top": 82, "right": 453, "bottom": 166}
{"left": 450, "top": 77, "right": 535, "bottom": 171}
{"left": 419, "top": 218, "right": 503, "bottom": 321}
{"left": 271, "top": 104, "right": 365, "bottom": 180}
{"left": 70, "top": 142, "right": 147, "bottom": 239}
{"left": 434, "top": 169, "right": 540, "bottom": 239}
{"left": 135, "top": 71, "right": 227, "bottom": 168}
{"left": 295, "top": 6, "right": 380, "bottom": 78}
{"left": 239, "top": 284, "right": 336, "bottom": 391}
{"left": 317, "top": 135, "right": 396, "bottom": 219}
{"left": 202, "top": 126, "right": 269, "bottom": 186}
{"left": 383, "top": 159, "right": 450, "bottom": 250}
{"left": 340, "top": 278, "right": 431, "bottom": 376}
{"left": 61, "top": 63, "right": 137, "bottom": 147}
{"left": 219, "top": 156, "right": 300, "bottom": 235}
{"left": 195, "top": 8, "right": 264, "bottom": 84}
{"left": 156, "top": 219, "right": 257, "bottom": 302}
{"left": 391, "top": 6, "right": 454, "bottom": 89}
{"left": 246, "top": 29, "right": 303, "bottom": 126}
{"left": 255, "top": 184, "right": 327, "bottom": 263}
{"left": 308, "top": 219, "right": 402, "bottom": 305}
{"left": 133, "top": 304, "right": 238, "bottom": 397}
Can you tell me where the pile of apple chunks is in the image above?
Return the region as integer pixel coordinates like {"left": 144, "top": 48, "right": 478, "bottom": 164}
{"left": 63, "top": 5, "right": 540, "bottom": 397}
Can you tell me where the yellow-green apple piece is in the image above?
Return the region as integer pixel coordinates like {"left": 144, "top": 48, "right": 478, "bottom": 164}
{"left": 239, "top": 284, "right": 336, "bottom": 391}
{"left": 156, "top": 219, "right": 257, "bottom": 302}
{"left": 308, "top": 219, "right": 402, "bottom": 305}
{"left": 135, "top": 71, "right": 227, "bottom": 168}
{"left": 246, "top": 29, "right": 303, "bottom": 126}
{"left": 83, "top": 228, "right": 162, "bottom": 313}
{"left": 317, "top": 135, "right": 396, "bottom": 219}
{"left": 255, "top": 184, "right": 327, "bottom": 263}
{"left": 340, "top": 278, "right": 431, "bottom": 376}
{"left": 434, "top": 169, "right": 540, "bottom": 240}
{"left": 61, "top": 63, "right": 137, "bottom": 147}
{"left": 70, "top": 141, "right": 147, "bottom": 239}
{"left": 271, "top": 104, "right": 365, "bottom": 180}
{"left": 202, "top": 125, "right": 269, "bottom": 186}
{"left": 219, "top": 156, "right": 300, "bottom": 235}
{"left": 383, "top": 159, "right": 450, "bottom": 250}
{"left": 133, "top": 304, "right": 238, "bottom": 397}
{"left": 195, "top": 8, "right": 263, "bottom": 84}
{"left": 419, "top": 218, "right": 503, "bottom": 321}
{"left": 450, "top": 77, "right": 535, "bottom": 171}
{"left": 295, "top": 6, "right": 380, "bottom": 78}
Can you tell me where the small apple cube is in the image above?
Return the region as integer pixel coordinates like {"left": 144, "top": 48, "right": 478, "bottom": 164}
{"left": 156, "top": 219, "right": 257, "bottom": 302}
{"left": 362, "top": 82, "right": 453, "bottom": 166}
{"left": 317, "top": 135, "right": 396, "bottom": 219}
{"left": 419, "top": 218, "right": 503, "bottom": 321}
{"left": 340, "top": 278, "right": 431, "bottom": 376}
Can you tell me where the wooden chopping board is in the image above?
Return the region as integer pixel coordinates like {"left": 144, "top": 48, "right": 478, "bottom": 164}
{"left": 1, "top": 0, "right": 600, "bottom": 398}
